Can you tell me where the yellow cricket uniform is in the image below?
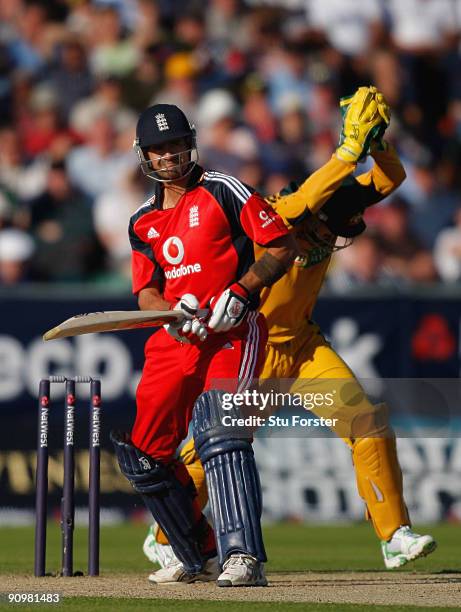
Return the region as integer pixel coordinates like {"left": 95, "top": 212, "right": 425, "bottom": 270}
{"left": 255, "top": 146, "right": 409, "bottom": 539}
{"left": 163, "top": 146, "right": 409, "bottom": 545}
{"left": 258, "top": 147, "right": 403, "bottom": 429}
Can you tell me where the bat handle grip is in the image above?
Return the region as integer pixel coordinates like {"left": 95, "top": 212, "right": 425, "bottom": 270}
{"left": 196, "top": 308, "right": 210, "bottom": 321}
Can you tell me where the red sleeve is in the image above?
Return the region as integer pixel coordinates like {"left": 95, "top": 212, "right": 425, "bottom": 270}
{"left": 203, "top": 173, "right": 289, "bottom": 246}
{"left": 239, "top": 193, "right": 289, "bottom": 245}
{"left": 129, "top": 220, "right": 163, "bottom": 295}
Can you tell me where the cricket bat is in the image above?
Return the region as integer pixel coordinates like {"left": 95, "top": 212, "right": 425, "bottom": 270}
{"left": 43, "top": 310, "right": 186, "bottom": 341}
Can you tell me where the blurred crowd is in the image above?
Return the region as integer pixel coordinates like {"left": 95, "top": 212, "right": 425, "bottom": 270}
{"left": 1, "top": 0, "right": 461, "bottom": 289}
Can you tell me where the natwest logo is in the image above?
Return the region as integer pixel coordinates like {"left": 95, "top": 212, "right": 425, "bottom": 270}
{"left": 162, "top": 236, "right": 202, "bottom": 279}
{"left": 162, "top": 236, "right": 185, "bottom": 265}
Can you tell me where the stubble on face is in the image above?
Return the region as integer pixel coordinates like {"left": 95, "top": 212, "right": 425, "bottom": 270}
{"left": 147, "top": 138, "right": 190, "bottom": 181}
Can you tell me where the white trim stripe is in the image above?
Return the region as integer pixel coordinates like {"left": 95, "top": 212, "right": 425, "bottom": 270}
{"left": 133, "top": 199, "right": 155, "bottom": 215}
{"left": 209, "top": 171, "right": 252, "bottom": 201}
{"left": 238, "top": 312, "right": 260, "bottom": 392}
{"left": 210, "top": 170, "right": 252, "bottom": 200}
{"left": 205, "top": 174, "right": 247, "bottom": 205}
{"left": 238, "top": 311, "right": 254, "bottom": 387}
{"left": 238, "top": 318, "right": 255, "bottom": 391}
{"left": 240, "top": 312, "right": 259, "bottom": 392}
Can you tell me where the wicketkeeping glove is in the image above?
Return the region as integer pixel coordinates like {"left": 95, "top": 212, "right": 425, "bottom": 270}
{"left": 164, "top": 293, "right": 208, "bottom": 342}
{"left": 336, "top": 86, "right": 391, "bottom": 163}
{"left": 208, "top": 283, "right": 250, "bottom": 333}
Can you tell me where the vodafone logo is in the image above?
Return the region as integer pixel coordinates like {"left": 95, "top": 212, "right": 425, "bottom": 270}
{"left": 162, "top": 236, "right": 184, "bottom": 265}
{"left": 259, "top": 210, "right": 274, "bottom": 228}
{"left": 162, "top": 235, "right": 202, "bottom": 279}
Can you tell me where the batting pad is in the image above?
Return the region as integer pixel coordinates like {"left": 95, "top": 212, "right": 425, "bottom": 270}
{"left": 110, "top": 430, "right": 205, "bottom": 573}
{"left": 193, "top": 390, "right": 267, "bottom": 564}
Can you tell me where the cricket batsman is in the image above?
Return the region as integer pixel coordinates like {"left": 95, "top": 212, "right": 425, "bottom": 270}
{"left": 143, "top": 87, "right": 436, "bottom": 581}
{"left": 111, "top": 103, "right": 297, "bottom": 586}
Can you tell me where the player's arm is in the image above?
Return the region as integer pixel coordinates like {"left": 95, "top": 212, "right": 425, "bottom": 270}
{"left": 266, "top": 156, "right": 357, "bottom": 227}
{"left": 267, "top": 87, "right": 391, "bottom": 225}
{"left": 207, "top": 181, "right": 297, "bottom": 331}
{"left": 236, "top": 188, "right": 297, "bottom": 291}
{"left": 238, "top": 233, "right": 297, "bottom": 295}
{"left": 338, "top": 86, "right": 404, "bottom": 205}
{"left": 208, "top": 230, "right": 297, "bottom": 332}
{"left": 354, "top": 141, "right": 406, "bottom": 205}
{"left": 270, "top": 87, "right": 401, "bottom": 225}
{"left": 130, "top": 220, "right": 207, "bottom": 340}
{"left": 129, "top": 218, "right": 168, "bottom": 309}
{"left": 138, "top": 285, "right": 170, "bottom": 311}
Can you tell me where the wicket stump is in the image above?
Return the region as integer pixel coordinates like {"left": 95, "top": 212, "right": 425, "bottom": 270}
{"left": 34, "top": 376, "right": 102, "bottom": 577}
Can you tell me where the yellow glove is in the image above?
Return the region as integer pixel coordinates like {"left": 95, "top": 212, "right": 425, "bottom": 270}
{"left": 336, "top": 86, "right": 391, "bottom": 163}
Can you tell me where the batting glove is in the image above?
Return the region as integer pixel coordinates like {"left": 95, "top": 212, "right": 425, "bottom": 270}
{"left": 336, "top": 86, "right": 391, "bottom": 163}
{"left": 208, "top": 283, "right": 250, "bottom": 333}
{"left": 164, "top": 293, "right": 208, "bottom": 342}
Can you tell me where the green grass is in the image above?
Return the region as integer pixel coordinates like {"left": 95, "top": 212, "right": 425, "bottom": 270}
{"left": 265, "top": 523, "right": 460, "bottom": 573}
{"left": 0, "top": 523, "right": 458, "bottom": 575}
{"left": 1, "top": 523, "right": 460, "bottom": 611}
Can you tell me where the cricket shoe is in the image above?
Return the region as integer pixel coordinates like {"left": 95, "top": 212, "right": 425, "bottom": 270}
{"left": 148, "top": 556, "right": 220, "bottom": 584}
{"left": 381, "top": 526, "right": 437, "bottom": 569}
{"left": 217, "top": 554, "right": 267, "bottom": 587}
{"left": 143, "top": 524, "right": 178, "bottom": 568}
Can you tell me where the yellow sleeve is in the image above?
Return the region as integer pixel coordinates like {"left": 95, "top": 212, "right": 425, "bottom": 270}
{"left": 266, "top": 155, "right": 356, "bottom": 229}
{"left": 355, "top": 142, "right": 406, "bottom": 197}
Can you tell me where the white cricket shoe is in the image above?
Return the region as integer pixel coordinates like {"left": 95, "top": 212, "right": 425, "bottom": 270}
{"left": 148, "top": 556, "right": 220, "bottom": 584}
{"left": 217, "top": 554, "right": 267, "bottom": 587}
{"left": 143, "top": 524, "right": 178, "bottom": 568}
{"left": 381, "top": 526, "right": 437, "bottom": 569}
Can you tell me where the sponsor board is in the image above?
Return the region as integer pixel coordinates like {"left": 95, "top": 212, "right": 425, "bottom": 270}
{"left": 1, "top": 290, "right": 460, "bottom": 523}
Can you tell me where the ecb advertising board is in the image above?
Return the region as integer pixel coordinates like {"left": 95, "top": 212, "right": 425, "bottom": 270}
{"left": 0, "top": 289, "right": 460, "bottom": 526}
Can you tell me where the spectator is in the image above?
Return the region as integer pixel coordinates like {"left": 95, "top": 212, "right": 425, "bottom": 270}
{"left": 88, "top": 6, "right": 139, "bottom": 77}
{"left": 264, "top": 42, "right": 313, "bottom": 116}
{"left": 0, "top": 192, "right": 13, "bottom": 229}
{"left": 386, "top": 0, "right": 459, "bottom": 147}
{"left": 386, "top": 0, "right": 458, "bottom": 53}
{"left": 45, "top": 37, "right": 94, "bottom": 120}
{"left": 0, "top": 127, "right": 48, "bottom": 203}
{"left": 405, "top": 161, "right": 459, "bottom": 249}
{"left": 119, "top": 45, "right": 163, "bottom": 112}
{"left": 0, "top": 0, "right": 459, "bottom": 288}
{"left": 6, "top": 1, "right": 49, "bottom": 75}
{"left": 131, "top": 0, "right": 166, "bottom": 50}
{"left": 93, "top": 167, "right": 149, "bottom": 282}
{"left": 368, "top": 49, "right": 403, "bottom": 109}
{"left": 197, "top": 88, "right": 258, "bottom": 176}
{"left": 305, "top": 0, "right": 385, "bottom": 58}
{"left": 0, "top": 227, "right": 34, "bottom": 285}
{"left": 27, "top": 161, "right": 104, "bottom": 282}
{"left": 241, "top": 80, "right": 277, "bottom": 145}
{"left": 70, "top": 75, "right": 136, "bottom": 137}
{"left": 20, "top": 84, "right": 79, "bottom": 159}
{"left": 277, "top": 104, "right": 311, "bottom": 177}
{"left": 329, "top": 234, "right": 388, "bottom": 290}
{"left": 67, "top": 113, "right": 135, "bottom": 199}
{"left": 65, "top": 0, "right": 96, "bottom": 45}
{"left": 151, "top": 51, "right": 200, "bottom": 124}
{"left": 174, "top": 12, "right": 207, "bottom": 51}
{"left": 374, "top": 199, "right": 438, "bottom": 283}
{"left": 434, "top": 207, "right": 461, "bottom": 282}
{"left": 206, "top": 0, "right": 250, "bottom": 54}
